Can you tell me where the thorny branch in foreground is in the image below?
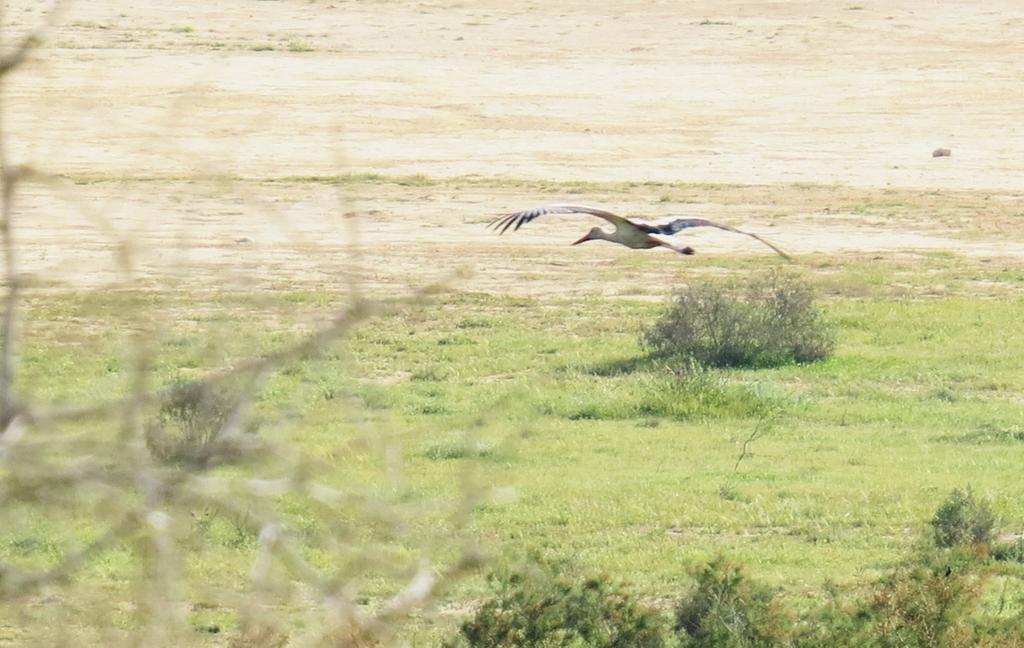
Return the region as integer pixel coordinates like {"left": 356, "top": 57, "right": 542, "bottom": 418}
{"left": 0, "top": 0, "right": 66, "bottom": 429}
{"left": 0, "top": 5, "right": 484, "bottom": 646}
{"left": 0, "top": 1, "right": 65, "bottom": 78}
{"left": 0, "top": 271, "right": 483, "bottom": 645}
{"left": 0, "top": 165, "right": 23, "bottom": 428}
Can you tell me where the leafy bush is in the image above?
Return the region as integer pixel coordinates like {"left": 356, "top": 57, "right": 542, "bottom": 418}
{"left": 790, "top": 554, "right": 988, "bottom": 648}
{"left": 930, "top": 487, "right": 997, "bottom": 549}
{"left": 863, "top": 562, "right": 982, "bottom": 648}
{"left": 448, "top": 557, "right": 673, "bottom": 648}
{"left": 990, "top": 536, "right": 1024, "bottom": 563}
{"left": 674, "top": 556, "right": 791, "bottom": 648}
{"left": 643, "top": 271, "right": 834, "bottom": 368}
{"left": 145, "top": 381, "right": 252, "bottom": 467}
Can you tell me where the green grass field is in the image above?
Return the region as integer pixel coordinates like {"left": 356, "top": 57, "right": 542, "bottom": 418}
{"left": 4, "top": 250, "right": 1024, "bottom": 643}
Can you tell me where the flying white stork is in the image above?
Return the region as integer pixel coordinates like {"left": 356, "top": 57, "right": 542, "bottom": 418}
{"left": 488, "top": 204, "right": 790, "bottom": 259}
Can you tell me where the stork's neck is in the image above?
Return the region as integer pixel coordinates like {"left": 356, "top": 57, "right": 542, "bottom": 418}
{"left": 591, "top": 228, "right": 615, "bottom": 242}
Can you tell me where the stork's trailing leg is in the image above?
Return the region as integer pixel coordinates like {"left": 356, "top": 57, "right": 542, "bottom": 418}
{"left": 658, "top": 241, "right": 695, "bottom": 255}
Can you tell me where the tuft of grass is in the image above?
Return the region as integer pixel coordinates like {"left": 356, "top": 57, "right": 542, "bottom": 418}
{"left": 286, "top": 39, "right": 315, "bottom": 52}
{"left": 456, "top": 316, "right": 496, "bottom": 329}
{"left": 283, "top": 290, "right": 331, "bottom": 306}
{"left": 542, "top": 368, "right": 784, "bottom": 423}
{"left": 71, "top": 20, "right": 110, "bottom": 29}
{"left": 718, "top": 485, "right": 750, "bottom": 503}
{"left": 423, "top": 439, "right": 495, "bottom": 461}
{"left": 935, "top": 424, "right": 1024, "bottom": 445}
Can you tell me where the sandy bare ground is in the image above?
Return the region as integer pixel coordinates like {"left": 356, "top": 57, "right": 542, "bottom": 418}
{"left": 2, "top": 0, "right": 1023, "bottom": 295}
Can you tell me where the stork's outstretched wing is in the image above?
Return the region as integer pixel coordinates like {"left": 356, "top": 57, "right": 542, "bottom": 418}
{"left": 648, "top": 217, "right": 791, "bottom": 259}
{"left": 488, "top": 204, "right": 630, "bottom": 234}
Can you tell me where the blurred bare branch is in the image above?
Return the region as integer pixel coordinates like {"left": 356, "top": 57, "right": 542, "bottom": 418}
{"left": 0, "top": 4, "right": 483, "bottom": 646}
{"left": 1, "top": 0, "right": 69, "bottom": 425}
{"left": 0, "top": 1, "right": 65, "bottom": 78}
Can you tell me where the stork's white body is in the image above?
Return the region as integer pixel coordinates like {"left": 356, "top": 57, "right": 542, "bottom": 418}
{"left": 580, "top": 223, "right": 690, "bottom": 254}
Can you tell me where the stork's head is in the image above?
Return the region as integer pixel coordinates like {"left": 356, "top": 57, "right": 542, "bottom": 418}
{"left": 571, "top": 227, "right": 604, "bottom": 245}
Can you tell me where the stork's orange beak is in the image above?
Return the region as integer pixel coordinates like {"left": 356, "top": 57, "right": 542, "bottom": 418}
{"left": 571, "top": 233, "right": 590, "bottom": 246}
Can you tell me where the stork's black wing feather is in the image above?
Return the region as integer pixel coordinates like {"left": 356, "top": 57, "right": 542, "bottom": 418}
{"left": 648, "top": 217, "right": 791, "bottom": 259}
{"left": 488, "top": 204, "right": 629, "bottom": 234}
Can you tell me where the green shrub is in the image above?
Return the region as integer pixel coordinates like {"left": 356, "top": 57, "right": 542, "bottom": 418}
{"left": 931, "top": 487, "right": 997, "bottom": 549}
{"left": 674, "top": 556, "right": 791, "bottom": 648}
{"left": 792, "top": 555, "right": 988, "bottom": 648}
{"left": 642, "top": 271, "right": 834, "bottom": 368}
{"left": 864, "top": 562, "right": 982, "bottom": 648}
{"left": 991, "top": 536, "right": 1024, "bottom": 563}
{"left": 145, "top": 381, "right": 252, "bottom": 467}
{"left": 448, "top": 557, "right": 673, "bottom": 648}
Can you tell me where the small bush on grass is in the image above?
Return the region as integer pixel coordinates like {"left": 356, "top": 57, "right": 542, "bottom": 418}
{"left": 146, "top": 381, "right": 255, "bottom": 468}
{"left": 643, "top": 271, "right": 834, "bottom": 368}
{"left": 791, "top": 546, "right": 990, "bottom": 648}
{"left": 990, "top": 537, "right": 1024, "bottom": 563}
{"left": 931, "top": 487, "right": 997, "bottom": 550}
{"left": 674, "top": 556, "right": 792, "bottom": 648}
{"left": 448, "top": 557, "right": 673, "bottom": 648}
{"left": 862, "top": 561, "right": 983, "bottom": 648}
